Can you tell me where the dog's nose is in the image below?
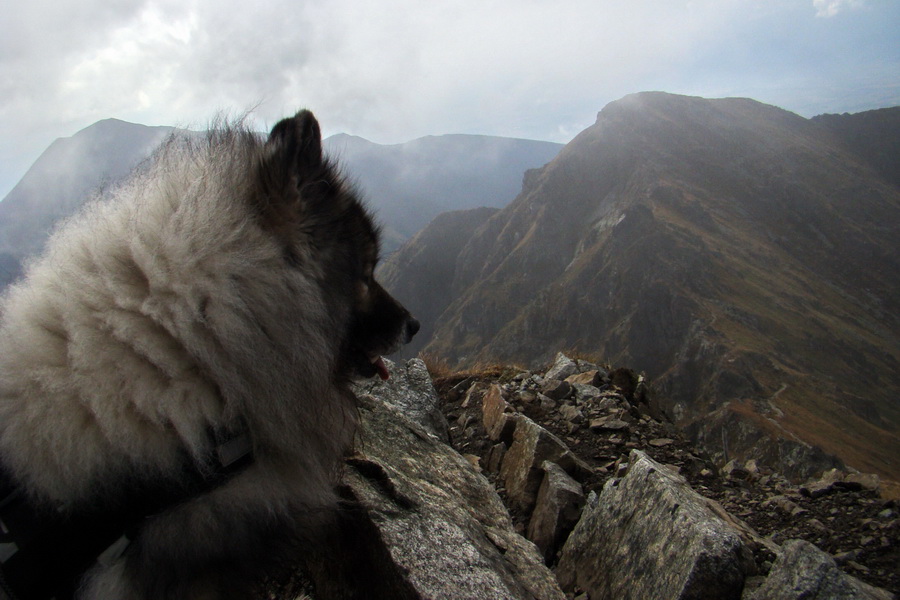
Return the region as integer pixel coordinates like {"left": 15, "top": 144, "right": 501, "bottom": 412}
{"left": 406, "top": 318, "right": 420, "bottom": 342}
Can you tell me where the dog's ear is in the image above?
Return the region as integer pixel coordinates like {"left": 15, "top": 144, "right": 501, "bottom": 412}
{"left": 256, "top": 110, "right": 326, "bottom": 223}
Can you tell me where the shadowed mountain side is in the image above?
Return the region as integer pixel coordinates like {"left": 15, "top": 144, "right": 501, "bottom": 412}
{"left": 384, "top": 92, "right": 900, "bottom": 482}
{"left": 813, "top": 107, "right": 900, "bottom": 189}
{"left": 377, "top": 206, "right": 499, "bottom": 360}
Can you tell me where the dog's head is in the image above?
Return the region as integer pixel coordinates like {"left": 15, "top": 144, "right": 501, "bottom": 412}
{"left": 255, "top": 111, "right": 419, "bottom": 381}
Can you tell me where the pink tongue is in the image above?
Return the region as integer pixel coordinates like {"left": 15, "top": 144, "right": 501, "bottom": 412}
{"left": 374, "top": 356, "right": 390, "bottom": 381}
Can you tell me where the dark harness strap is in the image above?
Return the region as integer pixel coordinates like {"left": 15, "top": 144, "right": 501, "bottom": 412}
{"left": 0, "top": 430, "right": 253, "bottom": 600}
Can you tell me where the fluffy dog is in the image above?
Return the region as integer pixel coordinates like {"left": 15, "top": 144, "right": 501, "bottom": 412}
{"left": 0, "top": 111, "right": 418, "bottom": 599}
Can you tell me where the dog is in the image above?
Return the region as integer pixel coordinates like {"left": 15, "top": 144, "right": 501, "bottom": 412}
{"left": 0, "top": 111, "right": 419, "bottom": 599}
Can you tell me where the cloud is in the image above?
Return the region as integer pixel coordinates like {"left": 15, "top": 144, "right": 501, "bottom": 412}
{"left": 1, "top": 0, "right": 898, "bottom": 198}
{"left": 813, "top": 0, "right": 865, "bottom": 18}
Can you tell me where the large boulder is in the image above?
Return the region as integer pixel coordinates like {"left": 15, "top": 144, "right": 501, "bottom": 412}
{"left": 499, "top": 414, "right": 589, "bottom": 514}
{"left": 335, "top": 386, "right": 565, "bottom": 600}
{"left": 744, "top": 539, "right": 894, "bottom": 600}
{"left": 526, "top": 461, "right": 585, "bottom": 565}
{"left": 556, "top": 450, "right": 755, "bottom": 600}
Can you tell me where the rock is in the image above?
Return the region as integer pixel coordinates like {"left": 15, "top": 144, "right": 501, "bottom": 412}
{"left": 589, "top": 418, "right": 629, "bottom": 432}
{"left": 341, "top": 393, "right": 566, "bottom": 600}
{"left": 353, "top": 357, "right": 450, "bottom": 441}
{"left": 485, "top": 442, "right": 508, "bottom": 473}
{"left": 744, "top": 539, "right": 894, "bottom": 600}
{"left": 556, "top": 450, "right": 754, "bottom": 600}
{"left": 799, "top": 480, "right": 836, "bottom": 499}
{"left": 722, "top": 459, "right": 751, "bottom": 480}
{"left": 526, "top": 462, "right": 585, "bottom": 565}
{"left": 545, "top": 353, "right": 578, "bottom": 381}
{"left": 844, "top": 472, "right": 880, "bottom": 493}
{"left": 571, "top": 383, "right": 602, "bottom": 402}
{"left": 538, "top": 393, "right": 557, "bottom": 411}
{"left": 763, "top": 495, "right": 807, "bottom": 516}
{"left": 573, "top": 359, "right": 605, "bottom": 376}
{"left": 482, "top": 384, "right": 517, "bottom": 442}
{"left": 499, "top": 415, "right": 589, "bottom": 513}
{"left": 541, "top": 379, "right": 572, "bottom": 401}
{"left": 558, "top": 404, "right": 583, "bottom": 424}
{"left": 565, "top": 370, "right": 604, "bottom": 387}
{"left": 648, "top": 438, "right": 674, "bottom": 447}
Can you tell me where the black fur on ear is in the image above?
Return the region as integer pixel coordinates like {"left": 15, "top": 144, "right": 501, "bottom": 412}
{"left": 255, "top": 110, "right": 329, "bottom": 227}
{"left": 267, "top": 110, "right": 323, "bottom": 180}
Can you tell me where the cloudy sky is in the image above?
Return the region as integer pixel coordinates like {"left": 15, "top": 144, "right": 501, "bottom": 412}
{"left": 2, "top": 0, "right": 898, "bottom": 198}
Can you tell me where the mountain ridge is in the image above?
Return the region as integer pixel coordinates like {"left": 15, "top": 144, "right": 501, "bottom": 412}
{"left": 382, "top": 92, "right": 900, "bottom": 483}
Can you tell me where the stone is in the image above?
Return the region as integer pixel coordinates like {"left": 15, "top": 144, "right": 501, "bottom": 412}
{"left": 353, "top": 357, "right": 450, "bottom": 441}
{"left": 482, "top": 384, "right": 517, "bottom": 442}
{"left": 574, "top": 359, "right": 605, "bottom": 376}
{"left": 722, "top": 459, "right": 751, "bottom": 480}
{"left": 648, "top": 438, "right": 674, "bottom": 447}
{"left": 799, "top": 480, "right": 836, "bottom": 499}
{"left": 525, "top": 462, "right": 585, "bottom": 565}
{"left": 556, "top": 450, "right": 754, "bottom": 600}
{"left": 844, "top": 472, "right": 880, "bottom": 493}
{"left": 499, "top": 415, "right": 589, "bottom": 514}
{"left": 538, "top": 393, "right": 557, "bottom": 411}
{"left": 571, "top": 383, "right": 602, "bottom": 402}
{"left": 485, "top": 442, "right": 508, "bottom": 473}
{"left": 341, "top": 393, "right": 566, "bottom": 600}
{"left": 565, "top": 370, "right": 604, "bottom": 387}
{"left": 763, "top": 495, "right": 806, "bottom": 516}
{"left": 744, "top": 539, "right": 894, "bottom": 600}
{"left": 541, "top": 379, "right": 572, "bottom": 401}
{"left": 589, "top": 418, "right": 629, "bottom": 432}
{"left": 544, "top": 353, "right": 578, "bottom": 381}
{"left": 558, "top": 404, "right": 583, "bottom": 424}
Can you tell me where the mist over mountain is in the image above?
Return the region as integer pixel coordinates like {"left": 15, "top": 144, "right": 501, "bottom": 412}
{"left": 381, "top": 92, "right": 900, "bottom": 483}
{"left": 0, "top": 119, "right": 174, "bottom": 287}
{"left": 324, "top": 133, "right": 562, "bottom": 251}
{"left": 0, "top": 121, "right": 561, "bottom": 290}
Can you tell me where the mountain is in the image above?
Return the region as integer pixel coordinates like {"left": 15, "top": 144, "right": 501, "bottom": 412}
{"left": 323, "top": 133, "right": 562, "bottom": 251}
{"left": 812, "top": 107, "right": 900, "bottom": 189}
{"left": 380, "top": 92, "right": 900, "bottom": 484}
{"left": 377, "top": 206, "right": 500, "bottom": 359}
{"left": 0, "top": 122, "right": 561, "bottom": 290}
{"left": 0, "top": 119, "right": 174, "bottom": 288}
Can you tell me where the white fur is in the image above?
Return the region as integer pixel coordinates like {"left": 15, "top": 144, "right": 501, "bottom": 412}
{"left": 0, "top": 126, "right": 353, "bottom": 520}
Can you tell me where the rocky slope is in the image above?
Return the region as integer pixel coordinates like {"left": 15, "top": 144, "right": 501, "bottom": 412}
{"left": 380, "top": 93, "right": 900, "bottom": 486}
{"left": 270, "top": 356, "right": 897, "bottom": 599}
{"left": 435, "top": 353, "right": 897, "bottom": 597}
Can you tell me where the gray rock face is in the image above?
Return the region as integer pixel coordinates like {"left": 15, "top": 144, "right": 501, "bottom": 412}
{"left": 499, "top": 414, "right": 588, "bottom": 514}
{"left": 745, "top": 539, "right": 894, "bottom": 600}
{"left": 315, "top": 358, "right": 896, "bottom": 600}
{"left": 343, "top": 391, "right": 565, "bottom": 600}
{"left": 556, "top": 449, "right": 755, "bottom": 600}
{"left": 526, "top": 461, "right": 585, "bottom": 565}
{"left": 544, "top": 353, "right": 578, "bottom": 381}
{"left": 353, "top": 357, "right": 449, "bottom": 441}
{"left": 482, "top": 383, "right": 516, "bottom": 442}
